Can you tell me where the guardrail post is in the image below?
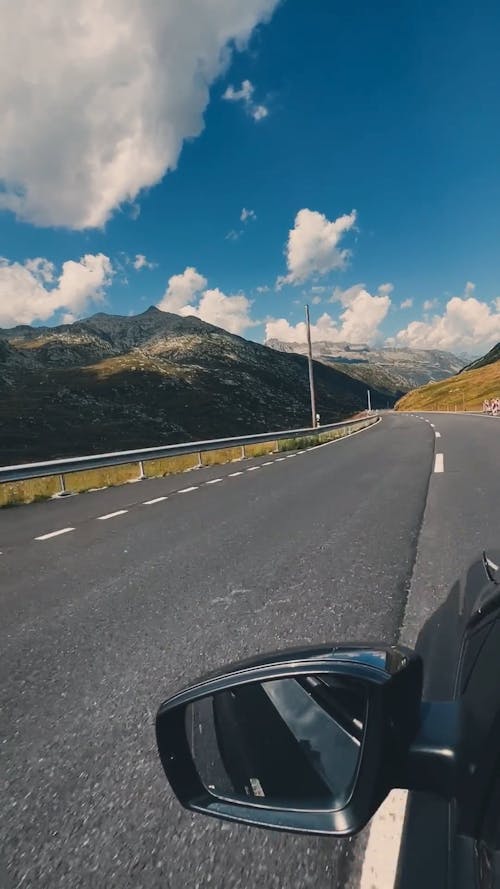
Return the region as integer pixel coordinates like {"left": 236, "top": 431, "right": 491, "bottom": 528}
{"left": 197, "top": 451, "right": 202, "bottom": 468}
{"left": 138, "top": 460, "right": 145, "bottom": 480}
{"left": 241, "top": 445, "right": 245, "bottom": 459}
{"left": 59, "top": 474, "right": 66, "bottom": 494}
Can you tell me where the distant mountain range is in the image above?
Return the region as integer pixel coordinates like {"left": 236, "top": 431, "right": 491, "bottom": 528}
{"left": 265, "top": 339, "right": 465, "bottom": 394}
{"left": 395, "top": 341, "right": 500, "bottom": 412}
{"left": 0, "top": 308, "right": 397, "bottom": 465}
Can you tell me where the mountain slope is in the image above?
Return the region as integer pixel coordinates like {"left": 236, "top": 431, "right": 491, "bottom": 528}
{"left": 459, "top": 342, "right": 500, "bottom": 374}
{"left": 395, "top": 347, "right": 500, "bottom": 411}
{"left": 0, "top": 308, "right": 390, "bottom": 465}
{"left": 266, "top": 339, "right": 464, "bottom": 393}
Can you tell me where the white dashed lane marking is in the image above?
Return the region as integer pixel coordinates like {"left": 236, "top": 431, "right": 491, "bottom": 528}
{"left": 228, "top": 471, "right": 244, "bottom": 477}
{"left": 435, "top": 431, "right": 441, "bottom": 438}
{"left": 206, "top": 478, "right": 222, "bottom": 485}
{"left": 97, "top": 510, "right": 128, "bottom": 521}
{"left": 35, "top": 527, "right": 75, "bottom": 541}
{"left": 142, "top": 496, "right": 168, "bottom": 505}
{"left": 434, "top": 453, "right": 444, "bottom": 473}
{"left": 275, "top": 458, "right": 286, "bottom": 462}
{"left": 178, "top": 486, "right": 198, "bottom": 493}
{"left": 247, "top": 466, "right": 260, "bottom": 471}
{"left": 262, "top": 462, "right": 273, "bottom": 466}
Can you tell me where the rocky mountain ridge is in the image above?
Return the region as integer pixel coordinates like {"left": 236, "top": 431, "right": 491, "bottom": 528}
{"left": 265, "top": 338, "right": 465, "bottom": 393}
{"left": 0, "top": 308, "right": 394, "bottom": 465}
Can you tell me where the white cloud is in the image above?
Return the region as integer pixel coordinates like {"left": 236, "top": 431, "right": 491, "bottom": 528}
{"left": 400, "top": 298, "right": 413, "bottom": 309}
{"left": 158, "top": 267, "right": 207, "bottom": 314}
{"left": 223, "top": 80, "right": 254, "bottom": 103}
{"left": 225, "top": 229, "right": 243, "bottom": 241}
{"left": 312, "top": 295, "right": 322, "bottom": 305}
{"left": 390, "top": 283, "right": 500, "bottom": 352}
{"left": 277, "top": 208, "right": 357, "bottom": 287}
{"left": 157, "top": 266, "right": 256, "bottom": 335}
{"left": 266, "top": 283, "right": 391, "bottom": 344}
{"left": 378, "top": 283, "right": 394, "bottom": 296}
{"left": 240, "top": 207, "right": 257, "bottom": 222}
{"left": 256, "top": 284, "right": 270, "bottom": 294}
{"left": 222, "top": 79, "right": 269, "bottom": 122}
{"left": 133, "top": 254, "right": 156, "bottom": 271}
{"left": 0, "top": 1, "right": 279, "bottom": 229}
{"left": 24, "top": 257, "right": 55, "bottom": 284}
{"left": 423, "top": 298, "right": 438, "bottom": 311}
{"left": 251, "top": 104, "right": 269, "bottom": 121}
{"left": 0, "top": 254, "right": 113, "bottom": 327}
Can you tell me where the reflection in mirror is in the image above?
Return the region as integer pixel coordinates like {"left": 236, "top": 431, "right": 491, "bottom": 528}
{"left": 185, "top": 675, "right": 367, "bottom": 811}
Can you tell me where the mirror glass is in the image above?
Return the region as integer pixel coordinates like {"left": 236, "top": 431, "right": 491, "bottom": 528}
{"left": 185, "top": 674, "right": 367, "bottom": 811}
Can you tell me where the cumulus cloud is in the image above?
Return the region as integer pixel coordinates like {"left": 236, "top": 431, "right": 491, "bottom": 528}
{"left": 222, "top": 79, "right": 269, "bottom": 121}
{"left": 0, "top": 254, "right": 113, "bottom": 327}
{"left": 389, "top": 283, "right": 500, "bottom": 352}
{"left": 0, "top": 1, "right": 279, "bottom": 229}
{"left": 158, "top": 267, "right": 208, "bottom": 314}
{"left": 157, "top": 266, "right": 256, "bottom": 335}
{"left": 311, "top": 295, "right": 322, "bottom": 305}
{"left": 400, "top": 298, "right": 413, "bottom": 309}
{"left": 277, "top": 208, "right": 357, "bottom": 287}
{"left": 133, "top": 254, "right": 156, "bottom": 271}
{"left": 266, "top": 283, "right": 391, "bottom": 344}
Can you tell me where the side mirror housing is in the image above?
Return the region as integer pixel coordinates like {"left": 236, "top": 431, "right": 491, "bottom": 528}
{"left": 156, "top": 643, "right": 423, "bottom": 836}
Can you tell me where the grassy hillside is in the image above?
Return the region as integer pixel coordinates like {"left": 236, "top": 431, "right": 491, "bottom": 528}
{"left": 396, "top": 356, "right": 500, "bottom": 411}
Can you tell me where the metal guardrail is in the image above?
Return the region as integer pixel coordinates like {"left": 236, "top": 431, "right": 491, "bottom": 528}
{"left": 0, "top": 415, "right": 377, "bottom": 484}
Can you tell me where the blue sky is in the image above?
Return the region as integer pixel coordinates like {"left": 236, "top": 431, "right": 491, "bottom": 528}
{"left": 1, "top": 0, "right": 500, "bottom": 355}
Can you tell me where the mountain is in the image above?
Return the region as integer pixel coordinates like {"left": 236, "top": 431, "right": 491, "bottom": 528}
{"left": 266, "top": 339, "right": 465, "bottom": 394}
{"left": 395, "top": 342, "right": 500, "bottom": 412}
{"left": 459, "top": 342, "right": 500, "bottom": 373}
{"left": 0, "top": 308, "right": 393, "bottom": 465}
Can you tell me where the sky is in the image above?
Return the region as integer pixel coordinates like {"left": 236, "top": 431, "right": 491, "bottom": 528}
{"left": 1, "top": 0, "right": 500, "bottom": 356}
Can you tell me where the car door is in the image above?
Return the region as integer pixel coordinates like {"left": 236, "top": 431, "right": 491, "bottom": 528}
{"left": 398, "top": 552, "right": 500, "bottom": 889}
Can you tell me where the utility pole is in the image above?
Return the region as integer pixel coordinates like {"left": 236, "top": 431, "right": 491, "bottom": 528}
{"left": 305, "top": 304, "right": 317, "bottom": 428}
{"left": 367, "top": 389, "right": 372, "bottom": 414}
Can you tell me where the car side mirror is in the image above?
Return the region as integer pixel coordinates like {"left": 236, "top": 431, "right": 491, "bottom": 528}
{"left": 156, "top": 643, "right": 423, "bottom": 836}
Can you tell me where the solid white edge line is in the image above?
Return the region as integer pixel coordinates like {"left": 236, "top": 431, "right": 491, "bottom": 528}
{"left": 178, "top": 486, "right": 198, "bottom": 493}
{"left": 206, "top": 478, "right": 222, "bottom": 484}
{"left": 434, "top": 453, "right": 444, "bottom": 473}
{"left": 435, "top": 431, "right": 441, "bottom": 438}
{"left": 228, "top": 471, "right": 243, "bottom": 477}
{"left": 142, "top": 496, "right": 168, "bottom": 505}
{"left": 359, "top": 790, "right": 408, "bottom": 889}
{"left": 97, "top": 509, "right": 128, "bottom": 520}
{"left": 35, "top": 527, "right": 75, "bottom": 541}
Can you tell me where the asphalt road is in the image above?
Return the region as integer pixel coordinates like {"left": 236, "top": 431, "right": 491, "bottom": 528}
{"left": 1, "top": 412, "right": 498, "bottom": 888}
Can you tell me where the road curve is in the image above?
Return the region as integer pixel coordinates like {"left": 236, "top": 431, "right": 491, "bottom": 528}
{"left": 1, "top": 412, "right": 498, "bottom": 888}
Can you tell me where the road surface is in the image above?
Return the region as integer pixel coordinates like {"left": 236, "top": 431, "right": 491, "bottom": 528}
{"left": 1, "top": 412, "right": 498, "bottom": 888}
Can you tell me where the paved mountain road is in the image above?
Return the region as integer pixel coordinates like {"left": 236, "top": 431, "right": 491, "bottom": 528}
{"left": 1, "top": 412, "right": 498, "bottom": 888}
